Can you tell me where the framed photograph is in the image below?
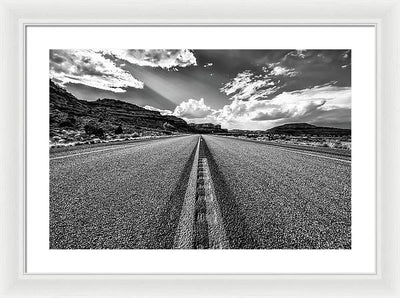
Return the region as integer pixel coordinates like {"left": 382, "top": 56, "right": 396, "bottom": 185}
{"left": 27, "top": 26, "right": 374, "bottom": 275}
{"left": 1, "top": 0, "right": 400, "bottom": 297}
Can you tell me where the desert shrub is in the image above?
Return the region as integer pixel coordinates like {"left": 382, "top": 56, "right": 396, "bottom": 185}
{"left": 163, "top": 122, "right": 176, "bottom": 131}
{"left": 84, "top": 123, "right": 104, "bottom": 138}
{"left": 67, "top": 117, "right": 76, "bottom": 124}
{"left": 59, "top": 119, "right": 75, "bottom": 128}
{"left": 115, "top": 125, "right": 123, "bottom": 134}
{"left": 59, "top": 116, "right": 77, "bottom": 128}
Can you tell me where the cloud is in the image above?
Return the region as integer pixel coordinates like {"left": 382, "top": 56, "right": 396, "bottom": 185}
{"left": 100, "top": 49, "right": 197, "bottom": 69}
{"left": 251, "top": 100, "right": 325, "bottom": 121}
{"left": 173, "top": 98, "right": 213, "bottom": 119}
{"left": 144, "top": 98, "right": 215, "bottom": 121}
{"left": 203, "top": 63, "right": 213, "bottom": 68}
{"left": 143, "top": 83, "right": 350, "bottom": 130}
{"left": 50, "top": 50, "right": 143, "bottom": 93}
{"left": 287, "top": 50, "right": 308, "bottom": 59}
{"left": 340, "top": 50, "right": 351, "bottom": 61}
{"left": 221, "top": 50, "right": 351, "bottom": 106}
{"left": 220, "top": 70, "right": 281, "bottom": 101}
{"left": 220, "top": 64, "right": 300, "bottom": 101}
{"left": 179, "top": 84, "right": 350, "bottom": 130}
{"left": 269, "top": 65, "right": 298, "bottom": 77}
{"left": 339, "top": 50, "right": 351, "bottom": 69}
{"left": 143, "top": 105, "right": 173, "bottom": 116}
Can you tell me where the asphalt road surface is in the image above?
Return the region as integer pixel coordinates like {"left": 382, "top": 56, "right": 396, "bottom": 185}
{"left": 50, "top": 134, "right": 351, "bottom": 249}
{"left": 50, "top": 135, "right": 198, "bottom": 249}
{"left": 202, "top": 135, "right": 351, "bottom": 249}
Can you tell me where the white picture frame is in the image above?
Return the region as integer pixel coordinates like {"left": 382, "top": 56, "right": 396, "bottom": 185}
{"left": 0, "top": 0, "right": 399, "bottom": 297}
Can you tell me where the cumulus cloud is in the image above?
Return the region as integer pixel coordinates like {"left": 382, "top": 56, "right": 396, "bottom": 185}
{"left": 178, "top": 84, "right": 351, "bottom": 130}
{"left": 144, "top": 98, "right": 215, "bottom": 121}
{"left": 100, "top": 49, "right": 197, "bottom": 69}
{"left": 143, "top": 105, "right": 173, "bottom": 116}
{"left": 173, "top": 98, "right": 213, "bottom": 119}
{"left": 50, "top": 50, "right": 143, "bottom": 93}
{"left": 144, "top": 83, "right": 350, "bottom": 130}
{"left": 226, "top": 84, "right": 349, "bottom": 129}
{"left": 203, "top": 63, "right": 213, "bottom": 68}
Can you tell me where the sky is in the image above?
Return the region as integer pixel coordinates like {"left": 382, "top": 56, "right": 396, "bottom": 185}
{"left": 50, "top": 49, "right": 351, "bottom": 130}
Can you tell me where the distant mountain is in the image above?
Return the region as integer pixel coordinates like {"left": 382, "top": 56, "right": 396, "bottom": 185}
{"left": 188, "top": 123, "right": 228, "bottom": 134}
{"left": 266, "top": 123, "right": 351, "bottom": 136}
{"left": 50, "top": 80, "right": 190, "bottom": 136}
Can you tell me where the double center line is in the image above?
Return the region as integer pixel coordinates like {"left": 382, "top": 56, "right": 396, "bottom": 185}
{"left": 174, "top": 136, "right": 228, "bottom": 249}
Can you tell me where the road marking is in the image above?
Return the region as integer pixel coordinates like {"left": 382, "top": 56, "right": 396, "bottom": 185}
{"left": 50, "top": 135, "right": 189, "bottom": 160}
{"left": 215, "top": 135, "right": 351, "bottom": 163}
{"left": 50, "top": 143, "right": 142, "bottom": 160}
{"left": 275, "top": 147, "right": 351, "bottom": 163}
{"left": 174, "top": 136, "right": 201, "bottom": 249}
{"left": 175, "top": 136, "right": 229, "bottom": 249}
{"left": 200, "top": 158, "right": 229, "bottom": 249}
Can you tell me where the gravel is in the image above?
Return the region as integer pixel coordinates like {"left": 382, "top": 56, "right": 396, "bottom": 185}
{"left": 50, "top": 135, "right": 198, "bottom": 249}
{"left": 203, "top": 135, "right": 351, "bottom": 249}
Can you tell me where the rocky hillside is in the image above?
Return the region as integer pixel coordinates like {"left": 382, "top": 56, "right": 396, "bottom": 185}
{"left": 50, "top": 80, "right": 191, "bottom": 140}
{"left": 267, "top": 123, "right": 351, "bottom": 136}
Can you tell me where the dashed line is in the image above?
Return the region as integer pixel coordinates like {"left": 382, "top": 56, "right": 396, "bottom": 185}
{"left": 200, "top": 158, "right": 229, "bottom": 249}
{"left": 193, "top": 157, "right": 210, "bottom": 249}
{"left": 175, "top": 136, "right": 228, "bottom": 249}
{"left": 174, "top": 136, "right": 201, "bottom": 249}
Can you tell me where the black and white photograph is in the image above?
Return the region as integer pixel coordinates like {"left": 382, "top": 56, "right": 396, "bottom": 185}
{"left": 49, "top": 49, "right": 351, "bottom": 250}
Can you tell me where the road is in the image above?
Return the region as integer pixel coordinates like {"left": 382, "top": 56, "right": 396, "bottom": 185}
{"left": 50, "top": 135, "right": 198, "bottom": 248}
{"left": 50, "top": 134, "right": 351, "bottom": 249}
{"left": 202, "top": 135, "right": 351, "bottom": 249}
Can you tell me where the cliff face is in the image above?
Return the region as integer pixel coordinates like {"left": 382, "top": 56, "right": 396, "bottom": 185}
{"left": 188, "top": 123, "right": 228, "bottom": 134}
{"left": 267, "top": 123, "right": 351, "bottom": 136}
{"left": 49, "top": 80, "right": 190, "bottom": 136}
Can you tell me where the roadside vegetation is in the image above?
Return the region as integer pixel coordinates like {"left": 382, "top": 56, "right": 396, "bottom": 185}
{"left": 234, "top": 135, "right": 352, "bottom": 150}
{"left": 49, "top": 125, "right": 179, "bottom": 149}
